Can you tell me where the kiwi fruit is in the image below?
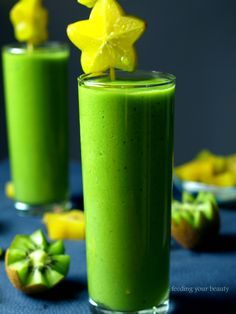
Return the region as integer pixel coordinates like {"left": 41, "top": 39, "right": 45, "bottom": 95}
{"left": 172, "top": 192, "right": 220, "bottom": 249}
{"left": 5, "top": 229, "right": 70, "bottom": 294}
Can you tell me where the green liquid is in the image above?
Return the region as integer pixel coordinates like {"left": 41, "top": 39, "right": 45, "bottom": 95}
{"left": 79, "top": 73, "right": 175, "bottom": 311}
{"left": 3, "top": 44, "right": 69, "bottom": 205}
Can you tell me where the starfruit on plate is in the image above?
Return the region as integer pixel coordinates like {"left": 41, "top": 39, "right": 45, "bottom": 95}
{"left": 175, "top": 150, "right": 236, "bottom": 187}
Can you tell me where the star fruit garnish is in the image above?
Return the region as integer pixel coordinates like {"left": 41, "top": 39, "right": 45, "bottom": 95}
{"left": 10, "top": 0, "right": 48, "bottom": 46}
{"left": 78, "top": 0, "right": 97, "bottom": 8}
{"left": 67, "top": 0, "right": 146, "bottom": 74}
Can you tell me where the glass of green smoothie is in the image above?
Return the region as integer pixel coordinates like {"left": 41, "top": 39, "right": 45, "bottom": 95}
{"left": 2, "top": 42, "right": 70, "bottom": 214}
{"left": 2, "top": 0, "right": 70, "bottom": 214}
{"left": 78, "top": 70, "right": 175, "bottom": 313}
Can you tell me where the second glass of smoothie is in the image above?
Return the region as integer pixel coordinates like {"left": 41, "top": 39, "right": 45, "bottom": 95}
{"left": 79, "top": 70, "right": 175, "bottom": 313}
{"left": 3, "top": 43, "right": 70, "bottom": 213}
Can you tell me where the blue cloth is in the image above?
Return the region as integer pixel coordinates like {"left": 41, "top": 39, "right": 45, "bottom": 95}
{"left": 0, "top": 160, "right": 235, "bottom": 313}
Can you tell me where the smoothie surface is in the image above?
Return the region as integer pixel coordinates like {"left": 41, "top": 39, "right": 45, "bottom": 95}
{"left": 3, "top": 43, "right": 68, "bottom": 59}
{"left": 79, "top": 71, "right": 175, "bottom": 92}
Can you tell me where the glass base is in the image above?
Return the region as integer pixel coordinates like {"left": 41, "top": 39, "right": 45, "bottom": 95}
{"left": 15, "top": 200, "right": 71, "bottom": 216}
{"left": 89, "top": 298, "right": 169, "bottom": 314}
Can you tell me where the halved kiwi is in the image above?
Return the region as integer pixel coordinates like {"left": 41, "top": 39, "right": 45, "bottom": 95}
{"left": 171, "top": 192, "right": 220, "bottom": 249}
{"left": 5, "top": 230, "right": 70, "bottom": 294}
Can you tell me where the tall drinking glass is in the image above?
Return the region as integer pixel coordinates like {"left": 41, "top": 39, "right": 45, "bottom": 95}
{"left": 2, "top": 43, "right": 70, "bottom": 214}
{"left": 78, "top": 71, "right": 175, "bottom": 313}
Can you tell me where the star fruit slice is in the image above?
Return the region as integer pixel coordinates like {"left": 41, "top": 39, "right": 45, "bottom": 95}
{"left": 43, "top": 210, "right": 85, "bottom": 240}
{"left": 67, "top": 0, "right": 146, "bottom": 73}
{"left": 5, "top": 182, "right": 14, "bottom": 199}
{"left": 10, "top": 0, "right": 48, "bottom": 45}
{"left": 78, "top": 0, "right": 97, "bottom": 8}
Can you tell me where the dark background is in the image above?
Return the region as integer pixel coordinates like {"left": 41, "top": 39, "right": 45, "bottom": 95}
{"left": 0, "top": 0, "right": 235, "bottom": 165}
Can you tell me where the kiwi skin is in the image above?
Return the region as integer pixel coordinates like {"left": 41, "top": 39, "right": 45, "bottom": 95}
{"left": 5, "top": 250, "right": 48, "bottom": 294}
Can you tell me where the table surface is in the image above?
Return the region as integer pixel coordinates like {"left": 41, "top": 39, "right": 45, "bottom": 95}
{"left": 0, "top": 160, "right": 236, "bottom": 314}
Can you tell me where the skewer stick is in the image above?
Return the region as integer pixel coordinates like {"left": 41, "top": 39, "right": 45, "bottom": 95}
{"left": 109, "top": 67, "right": 116, "bottom": 81}
{"left": 27, "top": 42, "right": 34, "bottom": 52}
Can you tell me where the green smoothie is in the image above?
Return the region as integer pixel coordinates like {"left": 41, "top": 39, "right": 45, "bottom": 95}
{"left": 3, "top": 43, "right": 69, "bottom": 207}
{"left": 79, "top": 71, "right": 175, "bottom": 311}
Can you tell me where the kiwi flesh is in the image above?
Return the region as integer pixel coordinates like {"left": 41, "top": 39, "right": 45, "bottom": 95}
{"left": 5, "top": 230, "right": 70, "bottom": 294}
{"left": 171, "top": 192, "right": 220, "bottom": 249}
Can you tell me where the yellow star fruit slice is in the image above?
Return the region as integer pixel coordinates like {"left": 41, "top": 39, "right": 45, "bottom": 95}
{"left": 43, "top": 210, "right": 85, "bottom": 241}
{"left": 5, "top": 182, "right": 14, "bottom": 199}
{"left": 67, "top": 0, "right": 146, "bottom": 73}
{"left": 10, "top": 0, "right": 48, "bottom": 46}
{"left": 78, "top": 0, "right": 97, "bottom": 8}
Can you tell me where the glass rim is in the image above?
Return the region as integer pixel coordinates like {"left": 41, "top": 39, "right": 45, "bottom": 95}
{"left": 2, "top": 41, "right": 69, "bottom": 54}
{"left": 78, "top": 70, "right": 176, "bottom": 89}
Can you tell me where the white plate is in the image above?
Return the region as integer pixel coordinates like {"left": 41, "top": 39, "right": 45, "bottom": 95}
{"left": 174, "top": 176, "right": 236, "bottom": 205}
